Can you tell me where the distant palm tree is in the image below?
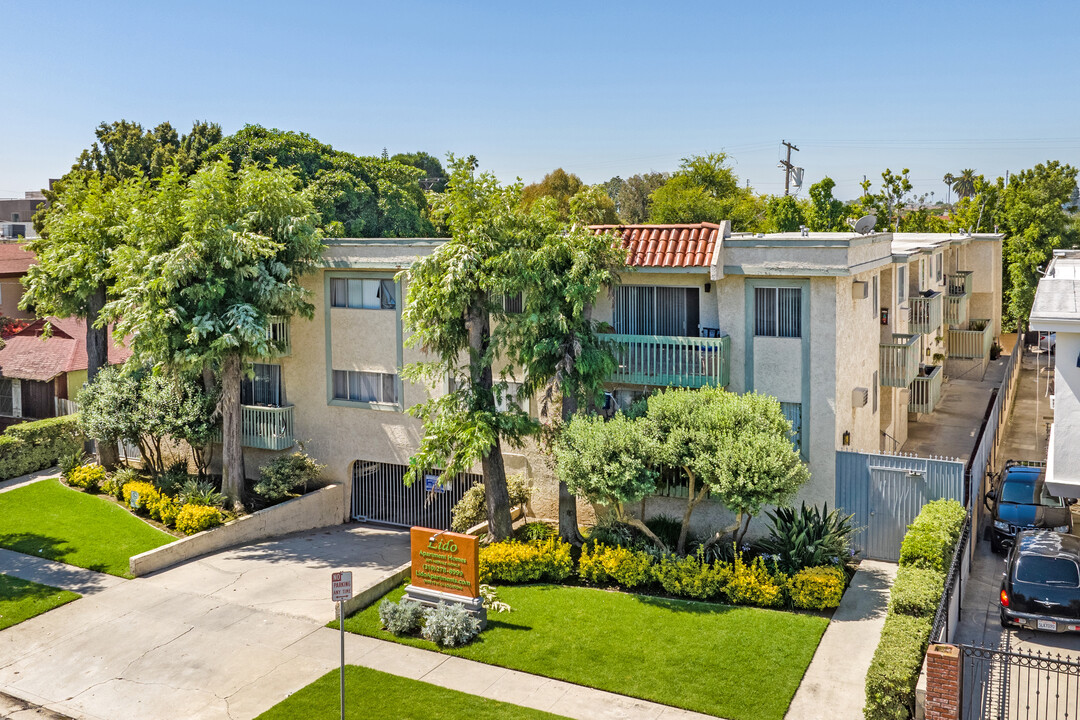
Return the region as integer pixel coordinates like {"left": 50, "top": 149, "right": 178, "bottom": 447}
{"left": 953, "top": 169, "right": 977, "bottom": 200}
{"left": 943, "top": 173, "right": 955, "bottom": 205}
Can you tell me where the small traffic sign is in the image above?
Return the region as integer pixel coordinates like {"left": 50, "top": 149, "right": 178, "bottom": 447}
{"left": 331, "top": 571, "right": 353, "bottom": 602}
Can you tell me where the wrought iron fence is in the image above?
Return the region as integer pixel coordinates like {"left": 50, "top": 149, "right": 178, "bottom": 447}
{"left": 961, "top": 644, "right": 1080, "bottom": 720}
{"left": 930, "top": 509, "right": 972, "bottom": 644}
{"left": 351, "top": 460, "right": 483, "bottom": 529}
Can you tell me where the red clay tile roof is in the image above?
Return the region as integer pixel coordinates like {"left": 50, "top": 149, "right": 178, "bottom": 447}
{"left": 0, "top": 317, "right": 132, "bottom": 382}
{"left": 590, "top": 223, "right": 721, "bottom": 268}
{"left": 0, "top": 242, "right": 36, "bottom": 277}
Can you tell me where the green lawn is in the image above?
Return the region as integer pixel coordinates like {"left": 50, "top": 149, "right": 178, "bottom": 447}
{"left": 340, "top": 584, "right": 829, "bottom": 720}
{"left": 0, "top": 574, "right": 80, "bottom": 630}
{"left": 255, "top": 665, "right": 569, "bottom": 720}
{"left": 0, "top": 479, "right": 174, "bottom": 577}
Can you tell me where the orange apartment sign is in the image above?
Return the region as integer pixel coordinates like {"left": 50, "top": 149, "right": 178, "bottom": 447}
{"left": 409, "top": 527, "right": 479, "bottom": 599}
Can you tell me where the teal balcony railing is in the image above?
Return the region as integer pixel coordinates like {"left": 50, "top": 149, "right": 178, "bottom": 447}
{"left": 213, "top": 404, "right": 295, "bottom": 451}
{"left": 948, "top": 320, "right": 994, "bottom": 360}
{"left": 880, "top": 334, "right": 920, "bottom": 388}
{"left": 944, "top": 293, "right": 969, "bottom": 326}
{"left": 605, "top": 334, "right": 730, "bottom": 389}
{"left": 908, "top": 365, "right": 943, "bottom": 414}
{"left": 948, "top": 270, "right": 973, "bottom": 298}
{"left": 909, "top": 292, "right": 943, "bottom": 335}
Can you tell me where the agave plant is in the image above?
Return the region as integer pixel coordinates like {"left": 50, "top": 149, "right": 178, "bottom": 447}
{"left": 759, "top": 502, "right": 856, "bottom": 574}
{"left": 177, "top": 479, "right": 227, "bottom": 509}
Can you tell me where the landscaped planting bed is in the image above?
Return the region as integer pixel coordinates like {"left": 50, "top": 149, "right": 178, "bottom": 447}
{"left": 255, "top": 665, "right": 569, "bottom": 720}
{"left": 342, "top": 583, "right": 829, "bottom": 720}
{"left": 0, "top": 574, "right": 80, "bottom": 630}
{"left": 0, "top": 478, "right": 173, "bottom": 577}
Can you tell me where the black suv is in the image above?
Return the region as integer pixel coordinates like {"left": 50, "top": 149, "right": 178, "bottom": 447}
{"left": 986, "top": 461, "right": 1071, "bottom": 554}
{"left": 1000, "top": 530, "right": 1080, "bottom": 633}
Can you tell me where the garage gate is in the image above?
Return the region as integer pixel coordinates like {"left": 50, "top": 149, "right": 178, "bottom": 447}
{"left": 351, "top": 460, "right": 482, "bottom": 530}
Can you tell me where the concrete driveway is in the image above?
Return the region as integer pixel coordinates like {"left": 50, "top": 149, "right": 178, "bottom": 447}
{"left": 0, "top": 523, "right": 410, "bottom": 719}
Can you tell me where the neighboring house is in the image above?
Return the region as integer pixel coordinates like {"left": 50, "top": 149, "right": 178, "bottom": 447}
{"left": 1029, "top": 249, "right": 1080, "bottom": 498}
{"left": 0, "top": 242, "right": 38, "bottom": 320}
{"left": 0, "top": 191, "right": 46, "bottom": 240}
{"left": 0, "top": 317, "right": 131, "bottom": 422}
{"left": 220, "top": 225, "right": 1004, "bottom": 534}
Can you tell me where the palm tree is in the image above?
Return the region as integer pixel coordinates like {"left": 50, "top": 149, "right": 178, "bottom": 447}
{"left": 953, "top": 169, "right": 977, "bottom": 200}
{"left": 943, "top": 173, "right": 955, "bottom": 205}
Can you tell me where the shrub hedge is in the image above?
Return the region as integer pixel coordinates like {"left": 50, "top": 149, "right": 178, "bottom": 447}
{"left": 0, "top": 415, "right": 84, "bottom": 481}
{"left": 479, "top": 538, "right": 574, "bottom": 584}
{"left": 65, "top": 463, "right": 106, "bottom": 492}
{"left": 789, "top": 566, "right": 846, "bottom": 610}
{"left": 175, "top": 505, "right": 225, "bottom": 535}
{"left": 864, "top": 498, "right": 964, "bottom": 720}
{"left": 864, "top": 613, "right": 933, "bottom": 720}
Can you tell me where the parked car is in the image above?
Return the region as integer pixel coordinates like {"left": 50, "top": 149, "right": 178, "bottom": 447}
{"left": 986, "top": 461, "right": 1071, "bottom": 554}
{"left": 1000, "top": 530, "right": 1080, "bottom": 632}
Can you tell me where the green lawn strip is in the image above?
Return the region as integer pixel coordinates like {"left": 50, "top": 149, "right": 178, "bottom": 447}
{"left": 0, "top": 574, "right": 80, "bottom": 630}
{"left": 339, "top": 584, "right": 829, "bottom": 720}
{"left": 0, "top": 479, "right": 174, "bottom": 577}
{"left": 255, "top": 665, "right": 569, "bottom": 720}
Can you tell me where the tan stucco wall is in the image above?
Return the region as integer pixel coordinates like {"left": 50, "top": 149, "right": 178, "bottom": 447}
{"left": 836, "top": 270, "right": 883, "bottom": 455}
{"left": 0, "top": 278, "right": 32, "bottom": 319}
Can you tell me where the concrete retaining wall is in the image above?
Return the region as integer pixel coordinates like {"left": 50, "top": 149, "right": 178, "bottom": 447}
{"left": 339, "top": 561, "right": 412, "bottom": 619}
{"left": 129, "top": 483, "right": 345, "bottom": 577}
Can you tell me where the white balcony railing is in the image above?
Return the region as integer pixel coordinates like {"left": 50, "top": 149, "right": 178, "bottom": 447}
{"left": 604, "top": 334, "right": 730, "bottom": 389}
{"left": 948, "top": 320, "right": 994, "bottom": 360}
{"left": 212, "top": 404, "right": 295, "bottom": 451}
{"left": 909, "top": 292, "right": 943, "bottom": 335}
{"left": 909, "top": 365, "right": 943, "bottom": 414}
{"left": 880, "top": 334, "right": 920, "bottom": 388}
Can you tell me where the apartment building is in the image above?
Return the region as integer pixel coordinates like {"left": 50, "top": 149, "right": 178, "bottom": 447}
{"left": 223, "top": 225, "right": 1002, "bottom": 536}
{"left": 1029, "top": 249, "right": 1080, "bottom": 498}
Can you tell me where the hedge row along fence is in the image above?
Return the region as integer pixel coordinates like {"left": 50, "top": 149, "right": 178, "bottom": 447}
{"left": 0, "top": 415, "right": 84, "bottom": 481}
{"left": 479, "top": 537, "right": 847, "bottom": 611}
{"left": 864, "top": 499, "right": 966, "bottom": 720}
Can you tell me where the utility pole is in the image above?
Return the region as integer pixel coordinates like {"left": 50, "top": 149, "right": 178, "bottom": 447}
{"left": 779, "top": 140, "right": 800, "bottom": 196}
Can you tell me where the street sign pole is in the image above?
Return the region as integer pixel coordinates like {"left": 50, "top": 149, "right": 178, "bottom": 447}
{"left": 331, "top": 571, "right": 353, "bottom": 720}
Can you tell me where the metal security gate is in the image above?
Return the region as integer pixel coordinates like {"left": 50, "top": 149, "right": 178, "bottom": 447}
{"left": 351, "top": 460, "right": 482, "bottom": 530}
{"left": 836, "top": 451, "right": 965, "bottom": 561}
{"left": 961, "top": 644, "right": 1080, "bottom": 719}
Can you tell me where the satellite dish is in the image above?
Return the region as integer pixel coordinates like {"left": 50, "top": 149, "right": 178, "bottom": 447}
{"left": 853, "top": 215, "right": 877, "bottom": 235}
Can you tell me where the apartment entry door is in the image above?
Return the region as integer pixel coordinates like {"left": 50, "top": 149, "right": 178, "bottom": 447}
{"left": 865, "top": 466, "right": 928, "bottom": 562}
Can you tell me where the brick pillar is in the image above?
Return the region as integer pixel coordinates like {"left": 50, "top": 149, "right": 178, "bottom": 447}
{"left": 925, "top": 643, "right": 961, "bottom": 720}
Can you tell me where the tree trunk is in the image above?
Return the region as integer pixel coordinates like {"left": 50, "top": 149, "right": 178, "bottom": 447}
{"left": 220, "top": 354, "right": 245, "bottom": 511}
{"left": 558, "top": 392, "right": 584, "bottom": 545}
{"left": 86, "top": 285, "right": 120, "bottom": 470}
{"left": 616, "top": 502, "right": 667, "bottom": 553}
{"left": 677, "top": 468, "right": 709, "bottom": 554}
{"left": 466, "top": 299, "right": 512, "bottom": 541}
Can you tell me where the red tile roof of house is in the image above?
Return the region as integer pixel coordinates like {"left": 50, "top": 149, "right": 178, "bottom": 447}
{"left": 0, "top": 242, "right": 36, "bottom": 277}
{"left": 0, "top": 317, "right": 132, "bottom": 382}
{"left": 590, "top": 223, "right": 721, "bottom": 268}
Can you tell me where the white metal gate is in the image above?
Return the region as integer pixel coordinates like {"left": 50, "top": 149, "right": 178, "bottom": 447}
{"left": 351, "top": 460, "right": 482, "bottom": 529}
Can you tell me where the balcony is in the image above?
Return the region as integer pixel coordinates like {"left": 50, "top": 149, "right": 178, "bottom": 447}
{"left": 908, "top": 365, "right": 943, "bottom": 414}
{"left": 605, "top": 333, "right": 730, "bottom": 389}
{"left": 880, "top": 334, "right": 920, "bottom": 388}
{"left": 213, "top": 404, "right": 295, "bottom": 451}
{"left": 266, "top": 317, "right": 291, "bottom": 356}
{"left": 944, "top": 293, "right": 969, "bottom": 326}
{"left": 948, "top": 319, "right": 994, "bottom": 360}
{"left": 909, "top": 292, "right": 943, "bottom": 335}
{"left": 948, "top": 270, "right": 973, "bottom": 298}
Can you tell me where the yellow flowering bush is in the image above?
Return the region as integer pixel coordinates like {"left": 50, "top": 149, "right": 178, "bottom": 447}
{"left": 66, "top": 463, "right": 106, "bottom": 492}
{"left": 579, "top": 543, "right": 654, "bottom": 588}
{"left": 479, "top": 538, "right": 573, "bottom": 584}
{"left": 788, "top": 565, "right": 845, "bottom": 610}
{"left": 122, "top": 481, "right": 159, "bottom": 515}
{"left": 724, "top": 554, "right": 785, "bottom": 608}
{"left": 176, "top": 504, "right": 224, "bottom": 535}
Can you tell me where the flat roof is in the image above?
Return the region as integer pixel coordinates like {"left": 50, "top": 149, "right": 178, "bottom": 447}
{"left": 1030, "top": 251, "right": 1080, "bottom": 330}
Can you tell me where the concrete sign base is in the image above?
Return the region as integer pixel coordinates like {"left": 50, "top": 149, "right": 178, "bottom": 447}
{"left": 404, "top": 584, "right": 487, "bottom": 630}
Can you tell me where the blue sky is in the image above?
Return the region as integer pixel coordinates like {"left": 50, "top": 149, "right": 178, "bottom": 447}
{"left": 3, "top": 1, "right": 1079, "bottom": 201}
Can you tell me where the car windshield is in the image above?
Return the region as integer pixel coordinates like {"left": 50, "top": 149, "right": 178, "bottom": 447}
{"left": 1038, "top": 483, "right": 1065, "bottom": 508}
{"left": 1016, "top": 556, "right": 1080, "bottom": 587}
{"left": 999, "top": 478, "right": 1063, "bottom": 507}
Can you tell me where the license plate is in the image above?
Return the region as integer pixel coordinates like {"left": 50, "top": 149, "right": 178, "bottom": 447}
{"left": 1038, "top": 619, "right": 1057, "bottom": 631}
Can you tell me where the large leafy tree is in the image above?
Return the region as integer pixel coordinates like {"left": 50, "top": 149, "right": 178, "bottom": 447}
{"left": 806, "top": 177, "right": 848, "bottom": 231}
{"left": 502, "top": 190, "right": 625, "bottom": 543}
{"left": 391, "top": 151, "right": 448, "bottom": 192}
{"left": 399, "top": 157, "right": 539, "bottom": 540}
{"left": 106, "top": 160, "right": 323, "bottom": 507}
{"left": 520, "top": 168, "right": 621, "bottom": 223}
{"left": 764, "top": 194, "right": 808, "bottom": 232}
{"left": 209, "top": 125, "right": 434, "bottom": 238}
{"left": 952, "top": 169, "right": 977, "bottom": 200}
{"left": 648, "top": 154, "right": 765, "bottom": 230}
{"left": 616, "top": 172, "right": 668, "bottom": 223}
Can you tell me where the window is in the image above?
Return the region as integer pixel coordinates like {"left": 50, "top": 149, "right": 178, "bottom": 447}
{"left": 496, "top": 382, "right": 529, "bottom": 413}
{"left": 333, "top": 370, "right": 398, "bottom": 404}
{"left": 499, "top": 292, "right": 523, "bottom": 314}
{"left": 872, "top": 371, "right": 878, "bottom": 412}
{"left": 613, "top": 286, "right": 699, "bottom": 336}
{"left": 1016, "top": 556, "right": 1080, "bottom": 587}
{"left": 871, "top": 275, "right": 879, "bottom": 318}
{"left": 935, "top": 253, "right": 943, "bottom": 283}
{"left": 0, "top": 378, "right": 11, "bottom": 416}
{"left": 10, "top": 213, "right": 18, "bottom": 222}
{"left": 241, "top": 363, "right": 282, "bottom": 406}
{"left": 780, "top": 402, "right": 802, "bottom": 453}
{"left": 897, "top": 266, "right": 907, "bottom": 303}
{"left": 330, "top": 278, "right": 396, "bottom": 309}
{"left": 754, "top": 287, "right": 801, "bottom": 338}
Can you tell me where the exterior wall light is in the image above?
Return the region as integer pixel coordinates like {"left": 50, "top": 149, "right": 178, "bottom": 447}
{"left": 842, "top": 431, "right": 851, "bottom": 446}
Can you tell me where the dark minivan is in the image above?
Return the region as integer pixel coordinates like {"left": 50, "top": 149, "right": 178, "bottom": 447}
{"left": 1000, "top": 530, "right": 1080, "bottom": 633}
{"left": 986, "top": 461, "right": 1071, "bottom": 554}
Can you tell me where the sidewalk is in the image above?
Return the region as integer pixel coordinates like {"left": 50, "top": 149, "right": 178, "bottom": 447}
{"left": 784, "top": 560, "right": 897, "bottom": 720}
{"left": 0, "top": 540, "right": 718, "bottom": 719}
{"left": 0, "top": 467, "right": 60, "bottom": 495}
